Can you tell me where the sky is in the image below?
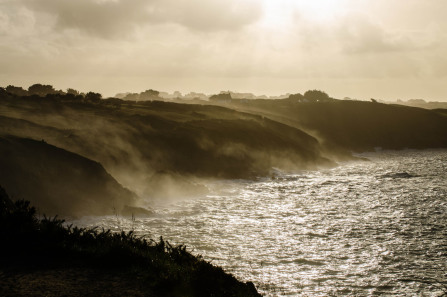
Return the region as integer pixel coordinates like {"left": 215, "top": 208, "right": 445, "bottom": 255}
{"left": 1, "top": 0, "right": 446, "bottom": 101}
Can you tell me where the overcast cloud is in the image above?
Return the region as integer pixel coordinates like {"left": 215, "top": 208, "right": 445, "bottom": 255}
{"left": 17, "top": 0, "right": 262, "bottom": 37}
{"left": 1, "top": 0, "right": 446, "bottom": 100}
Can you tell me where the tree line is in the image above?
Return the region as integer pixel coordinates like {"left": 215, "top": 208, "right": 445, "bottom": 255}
{"left": 209, "top": 89, "right": 334, "bottom": 103}
{"left": 0, "top": 84, "right": 102, "bottom": 102}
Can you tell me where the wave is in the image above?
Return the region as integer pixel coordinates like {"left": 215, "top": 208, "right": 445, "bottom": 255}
{"left": 379, "top": 172, "right": 417, "bottom": 179}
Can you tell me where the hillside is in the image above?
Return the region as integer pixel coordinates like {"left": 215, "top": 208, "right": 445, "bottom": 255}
{"left": 0, "top": 135, "right": 138, "bottom": 217}
{"left": 221, "top": 99, "right": 447, "bottom": 153}
{"left": 0, "top": 96, "right": 334, "bottom": 201}
{"left": 433, "top": 108, "right": 447, "bottom": 118}
{"left": 7, "top": 91, "right": 444, "bottom": 215}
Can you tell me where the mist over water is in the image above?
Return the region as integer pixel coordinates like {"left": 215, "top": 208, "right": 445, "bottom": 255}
{"left": 71, "top": 150, "right": 447, "bottom": 296}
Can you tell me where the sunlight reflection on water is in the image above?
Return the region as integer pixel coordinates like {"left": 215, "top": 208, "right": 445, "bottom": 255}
{"left": 71, "top": 150, "right": 447, "bottom": 296}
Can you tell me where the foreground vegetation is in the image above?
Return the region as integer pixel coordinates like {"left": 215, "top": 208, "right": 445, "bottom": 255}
{"left": 0, "top": 187, "right": 261, "bottom": 297}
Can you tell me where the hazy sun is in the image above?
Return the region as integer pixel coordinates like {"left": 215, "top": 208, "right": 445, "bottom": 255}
{"left": 261, "top": 0, "right": 348, "bottom": 27}
{"left": 297, "top": 0, "right": 346, "bottom": 20}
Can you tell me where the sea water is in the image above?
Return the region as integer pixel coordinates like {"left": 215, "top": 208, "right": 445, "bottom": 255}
{"left": 72, "top": 150, "right": 447, "bottom": 296}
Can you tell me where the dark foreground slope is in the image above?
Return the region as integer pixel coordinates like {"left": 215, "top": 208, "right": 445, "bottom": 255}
{"left": 0, "top": 188, "right": 261, "bottom": 297}
{"left": 225, "top": 99, "right": 447, "bottom": 153}
{"left": 0, "top": 135, "right": 138, "bottom": 217}
{"left": 433, "top": 108, "right": 447, "bottom": 118}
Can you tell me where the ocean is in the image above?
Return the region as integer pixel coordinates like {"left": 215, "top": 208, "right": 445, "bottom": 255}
{"left": 71, "top": 150, "right": 447, "bottom": 296}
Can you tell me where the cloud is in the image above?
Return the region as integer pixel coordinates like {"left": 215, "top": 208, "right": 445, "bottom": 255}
{"left": 19, "top": 0, "right": 152, "bottom": 38}
{"left": 335, "top": 15, "right": 428, "bottom": 55}
{"left": 1, "top": 0, "right": 447, "bottom": 100}
{"left": 149, "top": 0, "right": 262, "bottom": 32}
{"left": 18, "top": 0, "right": 262, "bottom": 38}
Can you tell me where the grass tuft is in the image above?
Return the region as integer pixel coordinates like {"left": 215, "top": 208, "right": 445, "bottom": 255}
{"left": 0, "top": 186, "right": 261, "bottom": 296}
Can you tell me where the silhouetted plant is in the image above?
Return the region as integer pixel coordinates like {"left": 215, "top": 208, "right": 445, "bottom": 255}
{"left": 85, "top": 91, "right": 102, "bottom": 102}
{"left": 5, "top": 85, "right": 28, "bottom": 96}
{"left": 140, "top": 89, "right": 160, "bottom": 100}
{"left": 28, "top": 83, "right": 57, "bottom": 97}
{"left": 0, "top": 87, "right": 8, "bottom": 99}
{"left": 67, "top": 88, "right": 80, "bottom": 96}
{"left": 304, "top": 89, "right": 330, "bottom": 102}
{"left": 0, "top": 187, "right": 261, "bottom": 297}
{"left": 209, "top": 93, "right": 232, "bottom": 102}
{"left": 288, "top": 93, "right": 304, "bottom": 101}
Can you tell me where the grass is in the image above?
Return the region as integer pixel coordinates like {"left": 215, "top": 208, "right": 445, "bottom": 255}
{"left": 0, "top": 186, "right": 261, "bottom": 297}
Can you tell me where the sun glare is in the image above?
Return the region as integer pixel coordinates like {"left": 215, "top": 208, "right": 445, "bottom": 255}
{"left": 298, "top": 0, "right": 345, "bottom": 20}
{"left": 261, "top": 0, "right": 347, "bottom": 27}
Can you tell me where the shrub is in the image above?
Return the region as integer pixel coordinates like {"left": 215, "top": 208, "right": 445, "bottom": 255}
{"left": 0, "top": 186, "right": 261, "bottom": 297}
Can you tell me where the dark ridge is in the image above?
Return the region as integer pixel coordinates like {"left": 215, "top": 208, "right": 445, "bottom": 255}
{"left": 432, "top": 108, "right": 447, "bottom": 117}
{"left": 223, "top": 99, "right": 447, "bottom": 152}
{"left": 0, "top": 135, "right": 137, "bottom": 217}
